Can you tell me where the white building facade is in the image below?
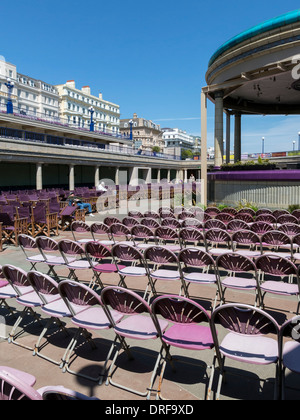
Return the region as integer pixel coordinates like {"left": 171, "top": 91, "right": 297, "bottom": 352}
{"left": 55, "top": 80, "right": 120, "bottom": 134}
{"left": 162, "top": 128, "right": 195, "bottom": 150}
{"left": 0, "top": 58, "right": 60, "bottom": 119}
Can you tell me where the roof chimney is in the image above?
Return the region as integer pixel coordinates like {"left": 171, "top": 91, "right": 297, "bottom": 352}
{"left": 82, "top": 86, "right": 91, "bottom": 95}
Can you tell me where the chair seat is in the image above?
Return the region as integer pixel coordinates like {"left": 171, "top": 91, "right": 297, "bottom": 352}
{"left": 67, "top": 260, "right": 95, "bottom": 269}
{"left": 150, "top": 269, "right": 180, "bottom": 280}
{"left": 208, "top": 248, "right": 231, "bottom": 256}
{"left": 27, "top": 254, "right": 45, "bottom": 263}
{"left": 118, "top": 266, "right": 147, "bottom": 276}
{"left": 183, "top": 272, "right": 217, "bottom": 284}
{"left": 222, "top": 276, "right": 257, "bottom": 290}
{"left": 72, "top": 307, "right": 123, "bottom": 330}
{"left": 0, "top": 280, "right": 8, "bottom": 288}
{"left": 45, "top": 256, "right": 76, "bottom": 266}
{"left": 235, "top": 250, "right": 261, "bottom": 258}
{"left": 94, "top": 263, "right": 124, "bottom": 273}
{"left": 220, "top": 332, "right": 278, "bottom": 365}
{"left": 162, "top": 324, "right": 214, "bottom": 350}
{"left": 98, "top": 240, "right": 114, "bottom": 246}
{"left": 260, "top": 281, "right": 299, "bottom": 296}
{"left": 114, "top": 314, "right": 168, "bottom": 340}
{"left": 41, "top": 299, "right": 72, "bottom": 318}
{"left": 283, "top": 341, "right": 300, "bottom": 373}
{"left": 0, "top": 284, "right": 31, "bottom": 299}
{"left": 17, "top": 291, "right": 59, "bottom": 308}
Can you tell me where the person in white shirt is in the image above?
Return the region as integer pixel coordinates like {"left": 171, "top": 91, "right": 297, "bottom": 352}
{"left": 97, "top": 182, "right": 107, "bottom": 192}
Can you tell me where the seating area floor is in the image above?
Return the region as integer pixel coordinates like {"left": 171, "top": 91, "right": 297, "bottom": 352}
{"left": 0, "top": 211, "right": 299, "bottom": 401}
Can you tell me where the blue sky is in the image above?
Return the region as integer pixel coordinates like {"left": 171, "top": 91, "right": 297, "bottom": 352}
{"left": 1, "top": 0, "right": 300, "bottom": 153}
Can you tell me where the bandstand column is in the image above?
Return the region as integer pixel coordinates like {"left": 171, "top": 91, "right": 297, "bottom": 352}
{"left": 157, "top": 169, "right": 161, "bottom": 183}
{"left": 201, "top": 90, "right": 208, "bottom": 206}
{"left": 69, "top": 164, "right": 75, "bottom": 191}
{"left": 36, "top": 163, "right": 43, "bottom": 191}
{"left": 95, "top": 166, "right": 100, "bottom": 188}
{"left": 115, "top": 167, "right": 120, "bottom": 186}
{"left": 214, "top": 90, "right": 224, "bottom": 167}
{"left": 226, "top": 112, "right": 231, "bottom": 164}
{"left": 234, "top": 112, "right": 242, "bottom": 163}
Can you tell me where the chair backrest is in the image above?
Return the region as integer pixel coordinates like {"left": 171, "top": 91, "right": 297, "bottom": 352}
{"left": 85, "top": 241, "right": 112, "bottom": 260}
{"left": 161, "top": 218, "right": 181, "bottom": 229}
{"left": 256, "top": 208, "right": 273, "bottom": 216}
{"left": 0, "top": 369, "right": 42, "bottom": 400}
{"left": 144, "top": 246, "right": 178, "bottom": 265}
{"left": 179, "top": 227, "right": 204, "bottom": 244}
{"left": 122, "top": 217, "right": 140, "bottom": 228}
{"left": 27, "top": 271, "right": 60, "bottom": 305}
{"left": 112, "top": 244, "right": 143, "bottom": 262}
{"left": 216, "top": 252, "right": 257, "bottom": 274}
{"left": 110, "top": 223, "right": 131, "bottom": 238}
{"left": 232, "top": 230, "right": 261, "bottom": 247}
{"left": 278, "top": 222, "right": 300, "bottom": 236}
{"left": 143, "top": 211, "right": 160, "bottom": 219}
{"left": 179, "top": 247, "right": 215, "bottom": 268}
{"left": 90, "top": 222, "right": 110, "bottom": 238}
{"left": 221, "top": 207, "right": 238, "bottom": 216}
{"left": 2, "top": 265, "right": 30, "bottom": 293}
{"left": 256, "top": 214, "right": 276, "bottom": 224}
{"left": 141, "top": 218, "right": 160, "bottom": 229}
{"left": 215, "top": 213, "right": 234, "bottom": 224}
{"left": 211, "top": 303, "right": 279, "bottom": 341}
{"left": 32, "top": 205, "right": 46, "bottom": 222}
{"left": 58, "top": 280, "right": 101, "bottom": 317}
{"left": 103, "top": 216, "right": 121, "bottom": 226}
{"left": 101, "top": 286, "right": 152, "bottom": 317}
{"left": 205, "top": 228, "right": 231, "bottom": 245}
{"left": 128, "top": 211, "right": 143, "bottom": 219}
{"left": 250, "top": 222, "right": 273, "bottom": 235}
{"left": 181, "top": 218, "right": 203, "bottom": 229}
{"left": 235, "top": 213, "right": 254, "bottom": 224}
{"left": 261, "top": 231, "right": 292, "bottom": 248}
{"left": 131, "top": 225, "right": 154, "bottom": 239}
{"left": 18, "top": 234, "right": 37, "bottom": 250}
{"left": 205, "top": 207, "right": 220, "bottom": 216}
{"left": 152, "top": 294, "right": 211, "bottom": 326}
{"left": 273, "top": 209, "right": 290, "bottom": 219}
{"left": 277, "top": 214, "right": 299, "bottom": 225}
{"left": 255, "top": 254, "right": 298, "bottom": 278}
{"left": 227, "top": 219, "right": 249, "bottom": 232}
{"left": 155, "top": 226, "right": 179, "bottom": 241}
{"left": 204, "top": 219, "right": 227, "bottom": 231}
{"left": 71, "top": 221, "right": 90, "bottom": 234}
{"left": 237, "top": 207, "right": 256, "bottom": 217}
{"left": 36, "top": 236, "right": 59, "bottom": 252}
{"left": 58, "top": 239, "right": 85, "bottom": 257}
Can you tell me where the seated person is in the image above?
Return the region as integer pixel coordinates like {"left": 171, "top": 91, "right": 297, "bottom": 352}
{"left": 68, "top": 192, "right": 94, "bottom": 217}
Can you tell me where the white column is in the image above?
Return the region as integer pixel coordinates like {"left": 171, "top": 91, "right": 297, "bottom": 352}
{"left": 214, "top": 90, "right": 224, "bottom": 167}
{"left": 226, "top": 112, "right": 231, "bottom": 164}
{"left": 145, "top": 168, "right": 151, "bottom": 184}
{"left": 69, "top": 164, "right": 75, "bottom": 191}
{"left": 234, "top": 112, "right": 242, "bottom": 163}
{"left": 115, "top": 167, "right": 120, "bottom": 185}
{"left": 36, "top": 163, "right": 43, "bottom": 191}
{"left": 157, "top": 169, "right": 161, "bottom": 183}
{"left": 129, "top": 167, "right": 139, "bottom": 186}
{"left": 167, "top": 169, "right": 171, "bottom": 183}
{"left": 201, "top": 90, "right": 208, "bottom": 206}
{"left": 95, "top": 166, "right": 100, "bottom": 188}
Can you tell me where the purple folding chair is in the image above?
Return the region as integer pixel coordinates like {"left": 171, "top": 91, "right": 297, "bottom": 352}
{"left": 122, "top": 216, "right": 140, "bottom": 228}
{"left": 279, "top": 315, "right": 300, "bottom": 399}
{"left": 152, "top": 294, "right": 216, "bottom": 400}
{"left": 204, "top": 228, "right": 232, "bottom": 256}
{"left": 36, "top": 236, "right": 75, "bottom": 279}
{"left": 181, "top": 218, "right": 203, "bottom": 229}
{"left": 277, "top": 214, "right": 299, "bottom": 226}
{"left": 205, "top": 206, "right": 220, "bottom": 217}
{"left": 216, "top": 252, "right": 262, "bottom": 306}
{"left": 231, "top": 230, "right": 262, "bottom": 258}
{"left": 130, "top": 225, "right": 156, "bottom": 250}
{"left": 109, "top": 223, "right": 135, "bottom": 246}
{"left": 85, "top": 241, "right": 122, "bottom": 289}
{"left": 256, "top": 254, "right": 300, "bottom": 313}
{"left": 90, "top": 222, "right": 114, "bottom": 246}
{"left": 237, "top": 207, "right": 256, "bottom": 217}
{"left": 179, "top": 247, "right": 221, "bottom": 309}
{"left": 101, "top": 286, "right": 169, "bottom": 398}
{"left": 179, "top": 227, "right": 206, "bottom": 251}
{"left": 2, "top": 264, "right": 38, "bottom": 349}
{"left": 58, "top": 239, "right": 96, "bottom": 284}
{"left": 260, "top": 231, "right": 293, "bottom": 259}
{"left": 143, "top": 246, "right": 185, "bottom": 300}
{"left": 0, "top": 368, "right": 42, "bottom": 400}
{"left": 141, "top": 217, "right": 160, "bottom": 232}
{"left": 210, "top": 303, "right": 280, "bottom": 400}
{"left": 111, "top": 243, "right": 147, "bottom": 290}
{"left": 256, "top": 213, "right": 277, "bottom": 227}
{"left": 235, "top": 213, "right": 254, "bottom": 224}
{"left": 278, "top": 223, "right": 300, "bottom": 238}
{"left": 215, "top": 213, "right": 234, "bottom": 226}
{"left": 18, "top": 234, "right": 45, "bottom": 270}
{"left": 273, "top": 209, "right": 290, "bottom": 219}
{"left": 71, "top": 221, "right": 93, "bottom": 244}
{"left": 256, "top": 208, "right": 273, "bottom": 216}
{"left": 58, "top": 280, "right": 123, "bottom": 383}
{"left": 27, "top": 270, "right": 71, "bottom": 366}
{"left": 154, "top": 226, "right": 181, "bottom": 252}
{"left": 220, "top": 207, "right": 238, "bottom": 217}
{"left": 103, "top": 216, "right": 121, "bottom": 227}
{"left": 161, "top": 218, "right": 181, "bottom": 230}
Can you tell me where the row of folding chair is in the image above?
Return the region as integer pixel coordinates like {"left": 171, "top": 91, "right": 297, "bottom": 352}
{"left": 0, "top": 265, "right": 298, "bottom": 400}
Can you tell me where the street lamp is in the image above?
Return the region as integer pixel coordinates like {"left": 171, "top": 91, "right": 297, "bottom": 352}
{"left": 262, "top": 137, "right": 265, "bottom": 155}
{"left": 293, "top": 140, "right": 296, "bottom": 152}
{"left": 89, "top": 106, "right": 95, "bottom": 132}
{"left": 129, "top": 119, "right": 133, "bottom": 140}
{"left": 5, "top": 78, "right": 14, "bottom": 114}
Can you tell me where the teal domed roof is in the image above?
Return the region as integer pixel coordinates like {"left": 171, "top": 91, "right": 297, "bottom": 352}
{"left": 208, "top": 9, "right": 300, "bottom": 67}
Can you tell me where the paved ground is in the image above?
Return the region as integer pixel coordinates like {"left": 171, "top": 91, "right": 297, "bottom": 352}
{"left": 0, "top": 211, "right": 299, "bottom": 401}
